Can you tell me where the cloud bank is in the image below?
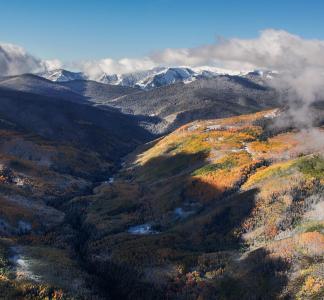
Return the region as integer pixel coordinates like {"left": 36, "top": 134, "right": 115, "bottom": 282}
{"left": 76, "top": 57, "right": 156, "bottom": 80}
{"left": 2, "top": 29, "right": 324, "bottom": 77}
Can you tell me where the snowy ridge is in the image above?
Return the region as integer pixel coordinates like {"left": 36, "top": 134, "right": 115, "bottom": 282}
{"left": 38, "top": 67, "right": 274, "bottom": 90}
{"left": 38, "top": 69, "right": 87, "bottom": 82}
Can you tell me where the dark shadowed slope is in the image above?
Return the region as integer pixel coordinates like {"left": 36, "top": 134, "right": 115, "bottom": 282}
{"left": 0, "top": 87, "right": 152, "bottom": 162}
{"left": 0, "top": 74, "right": 87, "bottom": 103}
{"left": 0, "top": 74, "right": 140, "bottom": 105}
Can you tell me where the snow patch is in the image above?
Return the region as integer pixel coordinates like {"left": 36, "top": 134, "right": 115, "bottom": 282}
{"left": 104, "top": 177, "right": 114, "bottom": 184}
{"left": 10, "top": 246, "right": 41, "bottom": 282}
{"left": 128, "top": 224, "right": 159, "bottom": 235}
{"left": 205, "top": 124, "right": 236, "bottom": 132}
{"left": 242, "top": 142, "right": 254, "bottom": 155}
{"left": 264, "top": 109, "right": 280, "bottom": 119}
{"left": 187, "top": 124, "right": 200, "bottom": 132}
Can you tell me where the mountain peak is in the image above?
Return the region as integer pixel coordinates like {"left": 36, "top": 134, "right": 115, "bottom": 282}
{"left": 38, "top": 68, "right": 87, "bottom": 82}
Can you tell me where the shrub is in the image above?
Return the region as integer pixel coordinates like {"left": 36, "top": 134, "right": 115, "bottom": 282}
{"left": 297, "top": 155, "right": 324, "bottom": 180}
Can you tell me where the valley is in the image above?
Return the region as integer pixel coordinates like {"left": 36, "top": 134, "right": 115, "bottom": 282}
{"left": 0, "top": 86, "right": 322, "bottom": 299}
{"left": 2, "top": 3, "right": 324, "bottom": 299}
{"left": 71, "top": 109, "right": 323, "bottom": 299}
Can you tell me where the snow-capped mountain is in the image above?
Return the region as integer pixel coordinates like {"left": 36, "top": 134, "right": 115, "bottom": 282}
{"left": 130, "top": 67, "right": 254, "bottom": 89}
{"left": 97, "top": 67, "right": 166, "bottom": 87}
{"left": 138, "top": 67, "right": 196, "bottom": 89}
{"left": 38, "top": 67, "right": 263, "bottom": 90}
{"left": 95, "top": 66, "right": 246, "bottom": 89}
{"left": 38, "top": 69, "right": 87, "bottom": 82}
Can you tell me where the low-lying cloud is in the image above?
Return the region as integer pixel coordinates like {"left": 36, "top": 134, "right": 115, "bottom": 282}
{"left": 76, "top": 57, "right": 156, "bottom": 80}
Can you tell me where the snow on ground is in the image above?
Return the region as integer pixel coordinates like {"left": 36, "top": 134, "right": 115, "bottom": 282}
{"left": 205, "top": 124, "right": 236, "bottom": 132}
{"left": 264, "top": 109, "right": 280, "bottom": 119}
{"left": 187, "top": 124, "right": 200, "bottom": 132}
{"left": 242, "top": 142, "right": 254, "bottom": 155}
{"left": 128, "top": 224, "right": 159, "bottom": 235}
{"left": 13, "top": 177, "right": 26, "bottom": 186}
{"left": 104, "top": 177, "right": 114, "bottom": 184}
{"left": 10, "top": 246, "right": 41, "bottom": 282}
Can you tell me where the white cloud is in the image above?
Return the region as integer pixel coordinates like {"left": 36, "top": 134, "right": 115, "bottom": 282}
{"left": 42, "top": 58, "right": 63, "bottom": 71}
{"left": 151, "top": 29, "right": 324, "bottom": 71}
{"left": 0, "top": 43, "right": 43, "bottom": 76}
{"left": 0, "top": 42, "right": 62, "bottom": 76}
{"left": 77, "top": 57, "right": 156, "bottom": 79}
{"left": 76, "top": 29, "right": 324, "bottom": 77}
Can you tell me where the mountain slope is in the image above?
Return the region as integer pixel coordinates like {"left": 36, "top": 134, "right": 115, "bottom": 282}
{"left": 0, "top": 87, "right": 151, "bottom": 162}
{"left": 0, "top": 74, "right": 87, "bottom": 103}
{"left": 38, "top": 68, "right": 87, "bottom": 82}
{"left": 108, "top": 75, "right": 278, "bottom": 134}
{"left": 71, "top": 109, "right": 324, "bottom": 299}
{"left": 0, "top": 117, "right": 112, "bottom": 298}
{"left": 0, "top": 74, "right": 139, "bottom": 105}
{"left": 0, "top": 108, "right": 322, "bottom": 299}
{"left": 58, "top": 79, "right": 140, "bottom": 104}
{"left": 0, "top": 85, "right": 152, "bottom": 298}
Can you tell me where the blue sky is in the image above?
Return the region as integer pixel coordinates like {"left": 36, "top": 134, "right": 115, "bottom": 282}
{"left": 1, "top": 0, "right": 324, "bottom": 61}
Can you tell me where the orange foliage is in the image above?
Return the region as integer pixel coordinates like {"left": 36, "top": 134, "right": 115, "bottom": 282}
{"left": 295, "top": 232, "right": 324, "bottom": 256}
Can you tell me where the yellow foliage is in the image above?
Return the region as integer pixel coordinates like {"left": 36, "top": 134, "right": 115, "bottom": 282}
{"left": 243, "top": 159, "right": 296, "bottom": 189}
{"left": 297, "top": 276, "right": 324, "bottom": 299}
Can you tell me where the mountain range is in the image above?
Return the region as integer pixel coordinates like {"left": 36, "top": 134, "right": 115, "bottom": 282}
{"left": 38, "top": 66, "right": 264, "bottom": 90}
{"left": 3, "top": 69, "right": 279, "bottom": 135}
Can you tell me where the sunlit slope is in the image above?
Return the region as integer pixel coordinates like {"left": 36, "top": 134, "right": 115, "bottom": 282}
{"left": 78, "top": 109, "right": 324, "bottom": 299}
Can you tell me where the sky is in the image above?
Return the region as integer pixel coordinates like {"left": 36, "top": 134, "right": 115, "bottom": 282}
{"left": 1, "top": 0, "right": 324, "bottom": 61}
